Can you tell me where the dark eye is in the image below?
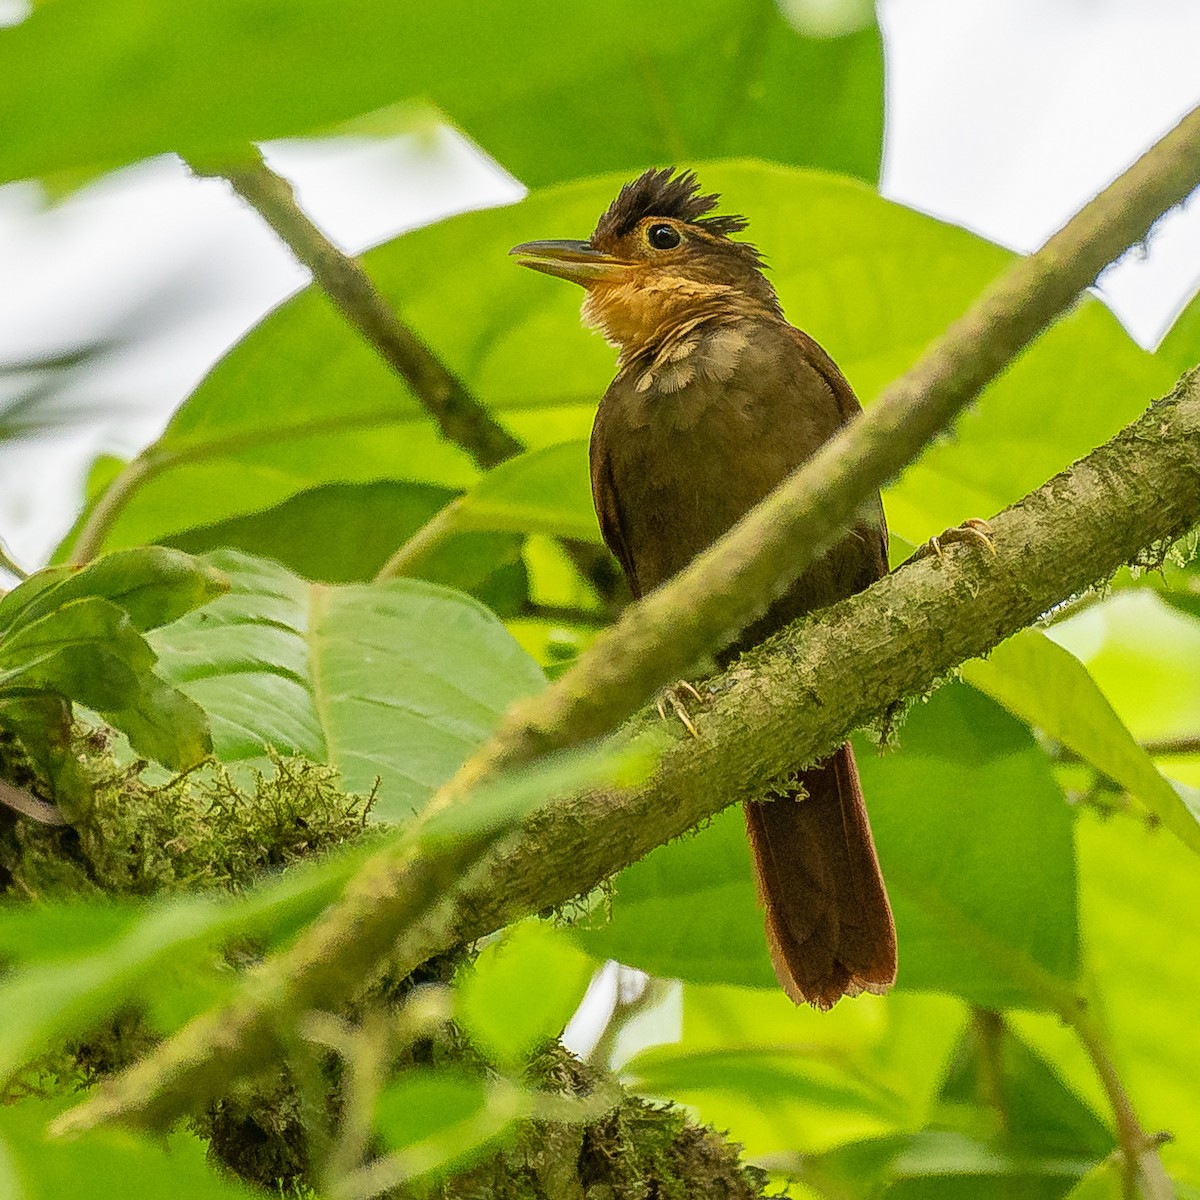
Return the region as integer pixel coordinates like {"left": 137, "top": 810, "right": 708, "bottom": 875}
{"left": 647, "top": 223, "right": 681, "bottom": 250}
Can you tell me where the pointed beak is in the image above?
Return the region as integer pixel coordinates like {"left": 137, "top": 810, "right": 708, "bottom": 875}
{"left": 509, "top": 239, "right": 632, "bottom": 285}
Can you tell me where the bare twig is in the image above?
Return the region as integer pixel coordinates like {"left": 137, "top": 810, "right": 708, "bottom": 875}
{"left": 1069, "top": 1003, "right": 1174, "bottom": 1200}
{"left": 208, "top": 150, "right": 522, "bottom": 472}
{"left": 0, "top": 778, "right": 65, "bottom": 825}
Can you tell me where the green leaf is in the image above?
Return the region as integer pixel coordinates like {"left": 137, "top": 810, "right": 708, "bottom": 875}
{"left": 861, "top": 685, "right": 1079, "bottom": 1009}
{"left": 0, "top": 902, "right": 138, "bottom": 967}
{"left": 0, "top": 1, "right": 880, "bottom": 188}
{"left": 962, "top": 629, "right": 1200, "bottom": 855}
{"left": 453, "top": 442, "right": 601, "bottom": 544}
{"left": 0, "top": 839, "right": 374, "bottom": 1084}
{"left": 1051, "top": 591, "right": 1200, "bottom": 789}
{"left": 574, "top": 803, "right": 775, "bottom": 989}
{"left": 456, "top": 920, "right": 595, "bottom": 1067}
{"left": 0, "top": 548, "right": 228, "bottom": 637}
{"left": 147, "top": 548, "right": 546, "bottom": 819}
{"left": 104, "top": 671, "right": 214, "bottom": 771}
{"left": 468, "top": 9, "right": 884, "bottom": 187}
{"left": 939, "top": 1020, "right": 1113, "bottom": 1158}
{"left": 0, "top": 1098, "right": 253, "bottom": 1199}
{"left": 65, "top": 166, "right": 1172, "bottom": 565}
{"left": 1063, "top": 1162, "right": 1126, "bottom": 1200}
{"left": 0, "top": 595, "right": 212, "bottom": 770}
{"left": 640, "top": 985, "right": 965, "bottom": 1161}
{"left": 576, "top": 683, "right": 1079, "bottom": 1010}
{"left": 809, "top": 1129, "right": 1099, "bottom": 1199}
{"left": 1157, "top": 287, "right": 1200, "bottom": 376}
{"left": 625, "top": 1041, "right": 908, "bottom": 1127}
{"left": 0, "top": 597, "right": 151, "bottom": 710}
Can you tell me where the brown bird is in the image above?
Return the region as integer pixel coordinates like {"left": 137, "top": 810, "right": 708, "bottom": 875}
{"left": 511, "top": 168, "right": 896, "bottom": 1009}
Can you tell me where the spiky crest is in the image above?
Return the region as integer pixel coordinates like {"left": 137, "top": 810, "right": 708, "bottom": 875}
{"left": 591, "top": 167, "right": 750, "bottom": 244}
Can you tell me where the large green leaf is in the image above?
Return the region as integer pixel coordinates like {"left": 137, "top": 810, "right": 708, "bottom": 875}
{"left": 962, "top": 629, "right": 1200, "bottom": 855}
{"left": 861, "top": 686, "right": 1079, "bottom": 1008}
{"left": 0, "top": 0, "right": 880, "bottom": 188}
{"left": 147, "top": 548, "right": 545, "bottom": 819}
{"left": 467, "top": 8, "right": 883, "bottom": 187}
{"left": 64, "top": 165, "right": 1172, "bottom": 565}
{"left": 575, "top": 683, "right": 1079, "bottom": 1010}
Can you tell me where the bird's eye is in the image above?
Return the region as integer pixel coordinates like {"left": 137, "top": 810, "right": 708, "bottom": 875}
{"left": 647, "top": 223, "right": 681, "bottom": 250}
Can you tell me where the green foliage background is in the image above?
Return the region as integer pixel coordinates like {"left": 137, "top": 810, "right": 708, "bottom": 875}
{"left": 0, "top": 2, "right": 1198, "bottom": 1197}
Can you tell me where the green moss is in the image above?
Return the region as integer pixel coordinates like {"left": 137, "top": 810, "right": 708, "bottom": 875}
{"left": 0, "top": 728, "right": 772, "bottom": 1200}
{"left": 426, "top": 1045, "right": 771, "bottom": 1200}
{"left": 0, "top": 726, "right": 375, "bottom": 900}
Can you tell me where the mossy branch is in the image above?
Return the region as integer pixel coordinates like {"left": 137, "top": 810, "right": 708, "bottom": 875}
{"left": 55, "top": 371, "right": 1200, "bottom": 1139}
{"left": 456, "top": 102, "right": 1200, "bottom": 783}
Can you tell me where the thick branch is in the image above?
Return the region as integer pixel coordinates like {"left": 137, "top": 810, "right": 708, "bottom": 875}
{"left": 56, "top": 373, "right": 1200, "bottom": 1137}
{"left": 459, "top": 103, "right": 1200, "bottom": 780}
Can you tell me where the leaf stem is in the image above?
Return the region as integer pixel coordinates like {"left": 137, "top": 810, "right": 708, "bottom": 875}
{"left": 374, "top": 499, "right": 463, "bottom": 582}
{"left": 0, "top": 537, "right": 28, "bottom": 581}
{"left": 1066, "top": 1002, "right": 1173, "bottom": 1200}
{"left": 66, "top": 406, "right": 413, "bottom": 565}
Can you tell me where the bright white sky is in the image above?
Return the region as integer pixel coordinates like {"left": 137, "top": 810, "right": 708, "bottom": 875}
{"left": 1, "top": 0, "right": 1199, "bottom": 579}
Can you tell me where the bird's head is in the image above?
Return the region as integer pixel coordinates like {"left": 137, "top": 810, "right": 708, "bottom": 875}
{"left": 511, "top": 168, "right": 781, "bottom": 358}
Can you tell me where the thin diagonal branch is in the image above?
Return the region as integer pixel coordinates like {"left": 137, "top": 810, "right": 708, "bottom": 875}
{"left": 457, "top": 103, "right": 1200, "bottom": 784}
{"left": 207, "top": 149, "right": 523, "bottom": 472}
{"left": 193, "top": 150, "right": 623, "bottom": 603}
{"left": 54, "top": 371, "right": 1200, "bottom": 1138}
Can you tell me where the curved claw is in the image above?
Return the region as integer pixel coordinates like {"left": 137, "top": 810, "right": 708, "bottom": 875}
{"left": 656, "top": 680, "right": 704, "bottom": 739}
{"left": 913, "top": 518, "right": 995, "bottom": 563}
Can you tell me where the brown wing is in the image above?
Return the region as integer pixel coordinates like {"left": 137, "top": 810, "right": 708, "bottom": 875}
{"left": 744, "top": 326, "right": 895, "bottom": 1007}
{"left": 788, "top": 326, "right": 889, "bottom": 580}
{"left": 589, "top": 401, "right": 644, "bottom": 600}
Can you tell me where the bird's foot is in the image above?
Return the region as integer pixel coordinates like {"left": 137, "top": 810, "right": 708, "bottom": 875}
{"left": 911, "top": 518, "right": 995, "bottom": 563}
{"left": 656, "top": 680, "right": 705, "bottom": 739}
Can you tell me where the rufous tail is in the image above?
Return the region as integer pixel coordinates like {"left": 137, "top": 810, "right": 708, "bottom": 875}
{"left": 743, "top": 741, "right": 897, "bottom": 1009}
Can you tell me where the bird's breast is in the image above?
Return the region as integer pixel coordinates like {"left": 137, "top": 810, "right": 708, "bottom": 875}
{"left": 593, "top": 324, "right": 843, "bottom": 593}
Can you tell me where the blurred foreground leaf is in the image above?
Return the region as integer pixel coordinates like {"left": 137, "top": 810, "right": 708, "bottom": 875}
{"left": 0, "top": 0, "right": 881, "bottom": 187}
{"left": 0, "top": 1099, "right": 253, "bottom": 1199}
{"left": 456, "top": 920, "right": 595, "bottom": 1069}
